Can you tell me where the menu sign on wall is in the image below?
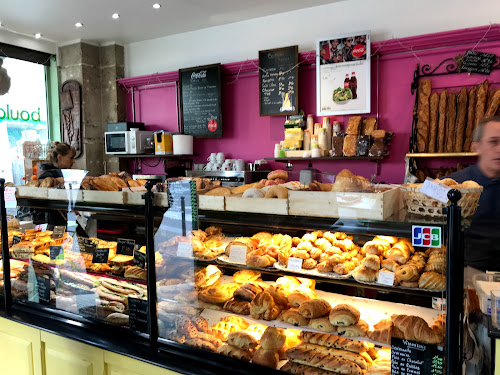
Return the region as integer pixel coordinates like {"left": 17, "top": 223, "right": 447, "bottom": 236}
{"left": 461, "top": 50, "right": 497, "bottom": 75}
{"left": 391, "top": 337, "right": 444, "bottom": 375}
{"left": 180, "top": 64, "right": 222, "bottom": 138}
{"left": 316, "top": 31, "right": 371, "bottom": 115}
{"left": 259, "top": 45, "right": 299, "bottom": 116}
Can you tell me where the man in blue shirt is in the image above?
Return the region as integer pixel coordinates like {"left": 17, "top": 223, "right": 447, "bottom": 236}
{"left": 450, "top": 116, "right": 500, "bottom": 272}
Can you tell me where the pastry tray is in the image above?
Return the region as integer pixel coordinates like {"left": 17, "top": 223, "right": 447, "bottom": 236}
{"left": 354, "top": 279, "right": 446, "bottom": 293}
{"left": 274, "top": 261, "right": 352, "bottom": 279}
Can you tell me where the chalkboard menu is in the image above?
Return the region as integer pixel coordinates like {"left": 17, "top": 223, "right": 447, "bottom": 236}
{"left": 128, "top": 297, "right": 148, "bottom": 333}
{"left": 93, "top": 248, "right": 109, "bottom": 264}
{"left": 117, "top": 239, "right": 135, "bottom": 256}
{"left": 179, "top": 64, "right": 222, "bottom": 138}
{"left": 391, "top": 338, "right": 444, "bottom": 375}
{"left": 461, "top": 50, "right": 497, "bottom": 75}
{"left": 133, "top": 250, "right": 146, "bottom": 269}
{"left": 259, "top": 45, "right": 299, "bottom": 116}
{"left": 36, "top": 275, "right": 51, "bottom": 305}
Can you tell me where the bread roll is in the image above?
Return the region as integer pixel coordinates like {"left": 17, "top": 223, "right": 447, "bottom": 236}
{"left": 445, "top": 90, "right": 457, "bottom": 152}
{"left": 260, "top": 326, "right": 286, "bottom": 350}
{"left": 361, "top": 254, "right": 380, "bottom": 271}
{"left": 428, "top": 92, "right": 439, "bottom": 153}
{"left": 416, "top": 79, "right": 431, "bottom": 152}
{"left": 455, "top": 87, "right": 468, "bottom": 152}
{"left": 252, "top": 347, "right": 279, "bottom": 368}
{"left": 352, "top": 265, "right": 378, "bottom": 282}
{"left": 329, "top": 304, "right": 360, "bottom": 326}
{"left": 437, "top": 90, "right": 448, "bottom": 152}
{"left": 464, "top": 86, "right": 477, "bottom": 151}
{"left": 298, "top": 299, "right": 332, "bottom": 319}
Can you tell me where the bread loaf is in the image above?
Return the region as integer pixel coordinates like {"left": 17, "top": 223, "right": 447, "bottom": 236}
{"left": 298, "top": 330, "right": 368, "bottom": 353}
{"left": 464, "top": 86, "right": 478, "bottom": 151}
{"left": 428, "top": 92, "right": 439, "bottom": 152}
{"left": 455, "top": 87, "right": 468, "bottom": 152}
{"left": 416, "top": 79, "right": 431, "bottom": 152}
{"left": 445, "top": 90, "right": 457, "bottom": 152}
{"left": 362, "top": 118, "right": 378, "bottom": 135}
{"left": 437, "top": 90, "right": 448, "bottom": 152}
{"left": 346, "top": 116, "right": 362, "bottom": 135}
{"left": 475, "top": 80, "right": 488, "bottom": 126}
{"left": 343, "top": 135, "right": 357, "bottom": 157}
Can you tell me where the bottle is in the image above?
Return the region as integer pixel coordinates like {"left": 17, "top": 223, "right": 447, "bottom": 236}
{"left": 322, "top": 117, "right": 332, "bottom": 151}
{"left": 306, "top": 114, "right": 314, "bottom": 135}
{"left": 144, "top": 137, "right": 154, "bottom": 154}
{"left": 344, "top": 74, "right": 350, "bottom": 89}
{"left": 350, "top": 72, "right": 357, "bottom": 99}
{"left": 303, "top": 130, "right": 311, "bottom": 150}
{"left": 318, "top": 128, "right": 328, "bottom": 154}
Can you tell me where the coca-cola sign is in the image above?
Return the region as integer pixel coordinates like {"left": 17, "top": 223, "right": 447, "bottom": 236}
{"left": 352, "top": 44, "right": 366, "bottom": 59}
{"left": 191, "top": 70, "right": 207, "bottom": 80}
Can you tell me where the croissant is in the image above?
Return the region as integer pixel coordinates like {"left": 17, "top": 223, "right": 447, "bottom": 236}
{"left": 250, "top": 291, "right": 274, "bottom": 316}
{"left": 425, "top": 252, "right": 447, "bottom": 274}
{"left": 361, "top": 254, "right": 380, "bottom": 271}
{"left": 266, "top": 284, "right": 291, "bottom": 308}
{"left": 367, "top": 317, "right": 404, "bottom": 344}
{"left": 386, "top": 242, "right": 411, "bottom": 265}
{"left": 395, "top": 264, "right": 420, "bottom": 282}
{"left": 298, "top": 299, "right": 332, "bottom": 319}
{"left": 223, "top": 298, "right": 251, "bottom": 315}
{"left": 392, "top": 314, "right": 443, "bottom": 345}
{"left": 418, "top": 271, "right": 446, "bottom": 290}
{"left": 362, "top": 239, "right": 390, "bottom": 255}
{"left": 352, "top": 265, "right": 378, "bottom": 282}
{"left": 431, "top": 314, "right": 446, "bottom": 333}
{"left": 246, "top": 249, "right": 276, "bottom": 268}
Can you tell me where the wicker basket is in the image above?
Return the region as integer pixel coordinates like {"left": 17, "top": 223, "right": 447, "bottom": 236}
{"left": 400, "top": 185, "right": 483, "bottom": 217}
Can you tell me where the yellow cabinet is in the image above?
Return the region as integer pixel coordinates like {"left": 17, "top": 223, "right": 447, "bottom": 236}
{"left": 104, "top": 351, "right": 179, "bottom": 375}
{"left": 0, "top": 319, "right": 42, "bottom": 375}
{"left": 41, "top": 331, "right": 105, "bottom": 375}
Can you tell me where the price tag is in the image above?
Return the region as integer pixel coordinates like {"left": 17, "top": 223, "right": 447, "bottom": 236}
{"left": 133, "top": 250, "right": 147, "bottom": 269}
{"left": 5, "top": 187, "right": 16, "bottom": 208}
{"left": 391, "top": 337, "right": 444, "bottom": 375}
{"left": 287, "top": 257, "right": 303, "bottom": 271}
{"left": 77, "top": 237, "right": 98, "bottom": 254}
{"left": 176, "top": 242, "right": 193, "bottom": 258}
{"left": 12, "top": 235, "right": 22, "bottom": 245}
{"left": 36, "top": 275, "right": 51, "bottom": 305}
{"left": 377, "top": 270, "right": 395, "bottom": 286}
{"left": 117, "top": 238, "right": 135, "bottom": 256}
{"left": 49, "top": 245, "right": 64, "bottom": 260}
{"left": 128, "top": 297, "right": 148, "bottom": 333}
{"left": 92, "top": 248, "right": 109, "bottom": 264}
{"left": 35, "top": 223, "right": 48, "bottom": 231}
{"left": 75, "top": 288, "right": 97, "bottom": 319}
{"left": 228, "top": 245, "right": 247, "bottom": 264}
{"left": 419, "top": 179, "right": 451, "bottom": 203}
{"left": 52, "top": 226, "right": 66, "bottom": 239}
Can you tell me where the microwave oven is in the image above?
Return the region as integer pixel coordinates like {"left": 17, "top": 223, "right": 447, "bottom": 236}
{"left": 105, "top": 131, "right": 154, "bottom": 154}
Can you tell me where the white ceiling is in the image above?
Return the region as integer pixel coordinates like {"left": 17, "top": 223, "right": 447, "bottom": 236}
{"left": 0, "top": 0, "right": 341, "bottom": 46}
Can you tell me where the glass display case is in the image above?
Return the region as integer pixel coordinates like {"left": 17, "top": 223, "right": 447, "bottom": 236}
{"left": 0, "top": 175, "right": 464, "bottom": 375}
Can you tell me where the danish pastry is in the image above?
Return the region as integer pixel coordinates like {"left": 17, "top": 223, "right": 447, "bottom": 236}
{"left": 298, "top": 299, "right": 332, "bottom": 319}
{"left": 329, "top": 304, "right": 360, "bottom": 326}
{"left": 336, "top": 319, "right": 369, "bottom": 337}
{"left": 279, "top": 308, "right": 310, "bottom": 327}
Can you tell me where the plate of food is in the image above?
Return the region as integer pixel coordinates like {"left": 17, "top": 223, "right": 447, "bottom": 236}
{"left": 332, "top": 87, "right": 352, "bottom": 103}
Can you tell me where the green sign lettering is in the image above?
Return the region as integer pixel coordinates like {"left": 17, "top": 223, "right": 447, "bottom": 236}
{"left": 0, "top": 105, "right": 41, "bottom": 122}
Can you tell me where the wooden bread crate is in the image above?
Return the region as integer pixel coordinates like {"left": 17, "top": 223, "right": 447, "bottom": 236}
{"left": 16, "top": 186, "right": 48, "bottom": 199}
{"left": 288, "top": 185, "right": 402, "bottom": 220}
{"left": 83, "top": 190, "right": 124, "bottom": 204}
{"left": 48, "top": 188, "right": 83, "bottom": 202}
{"left": 225, "top": 196, "right": 288, "bottom": 215}
{"left": 198, "top": 195, "right": 225, "bottom": 211}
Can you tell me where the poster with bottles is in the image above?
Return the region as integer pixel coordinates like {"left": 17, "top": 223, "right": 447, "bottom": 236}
{"left": 316, "top": 31, "right": 371, "bottom": 115}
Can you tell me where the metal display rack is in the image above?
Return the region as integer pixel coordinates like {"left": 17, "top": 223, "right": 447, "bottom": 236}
{"left": 0, "top": 179, "right": 465, "bottom": 374}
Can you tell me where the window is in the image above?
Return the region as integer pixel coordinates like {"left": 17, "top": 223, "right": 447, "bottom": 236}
{"left": 0, "top": 57, "right": 50, "bottom": 184}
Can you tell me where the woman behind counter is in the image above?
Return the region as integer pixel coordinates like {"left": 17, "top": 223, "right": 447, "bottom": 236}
{"left": 38, "top": 142, "right": 76, "bottom": 180}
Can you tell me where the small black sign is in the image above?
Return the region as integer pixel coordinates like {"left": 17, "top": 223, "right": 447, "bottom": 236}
{"left": 391, "top": 337, "right": 444, "bottom": 375}
{"left": 12, "top": 235, "right": 22, "bottom": 245}
{"left": 259, "top": 45, "right": 299, "bottom": 116}
{"left": 36, "top": 275, "right": 51, "bottom": 305}
{"left": 117, "top": 238, "right": 135, "bottom": 256}
{"left": 52, "top": 226, "right": 66, "bottom": 239}
{"left": 75, "top": 288, "right": 97, "bottom": 319}
{"left": 133, "top": 250, "right": 146, "bottom": 269}
{"left": 461, "top": 50, "right": 497, "bottom": 75}
{"left": 179, "top": 63, "right": 222, "bottom": 138}
{"left": 92, "top": 248, "right": 109, "bottom": 264}
{"left": 128, "top": 297, "right": 148, "bottom": 333}
{"left": 77, "top": 237, "right": 98, "bottom": 254}
{"left": 49, "top": 245, "right": 64, "bottom": 260}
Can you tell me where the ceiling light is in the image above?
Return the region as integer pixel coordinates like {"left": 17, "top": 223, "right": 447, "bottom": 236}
{"left": 35, "top": 33, "right": 42, "bottom": 39}
{"left": 153, "top": 3, "right": 161, "bottom": 9}
{"left": 75, "top": 22, "right": 83, "bottom": 28}
{"left": 112, "top": 13, "right": 120, "bottom": 19}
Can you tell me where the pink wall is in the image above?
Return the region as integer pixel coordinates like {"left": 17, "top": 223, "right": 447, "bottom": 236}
{"left": 119, "top": 25, "right": 500, "bottom": 183}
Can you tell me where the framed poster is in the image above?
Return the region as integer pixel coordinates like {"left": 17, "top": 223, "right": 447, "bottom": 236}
{"left": 179, "top": 63, "right": 222, "bottom": 138}
{"left": 259, "top": 45, "right": 299, "bottom": 116}
{"left": 316, "top": 32, "right": 371, "bottom": 115}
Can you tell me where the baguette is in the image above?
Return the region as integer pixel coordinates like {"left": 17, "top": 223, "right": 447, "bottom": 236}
{"left": 100, "top": 279, "right": 144, "bottom": 297}
{"left": 445, "top": 91, "right": 457, "bottom": 152}
{"left": 298, "top": 330, "right": 368, "bottom": 354}
{"left": 437, "top": 90, "right": 448, "bottom": 152}
{"left": 475, "top": 80, "right": 488, "bottom": 126}
{"left": 485, "top": 88, "right": 500, "bottom": 118}
{"left": 105, "top": 312, "right": 129, "bottom": 326}
{"left": 428, "top": 93, "right": 439, "bottom": 152}
{"left": 455, "top": 87, "right": 468, "bottom": 152}
{"left": 285, "top": 346, "right": 363, "bottom": 375}
{"left": 280, "top": 361, "right": 340, "bottom": 375}
{"left": 464, "top": 86, "right": 478, "bottom": 151}
{"left": 416, "top": 79, "right": 431, "bottom": 152}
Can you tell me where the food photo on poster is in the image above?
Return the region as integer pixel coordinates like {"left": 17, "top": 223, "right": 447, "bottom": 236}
{"left": 316, "top": 32, "right": 371, "bottom": 115}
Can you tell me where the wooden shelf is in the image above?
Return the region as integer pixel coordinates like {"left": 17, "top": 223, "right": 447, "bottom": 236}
{"left": 265, "top": 156, "right": 384, "bottom": 162}
{"left": 406, "top": 152, "right": 478, "bottom": 158}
